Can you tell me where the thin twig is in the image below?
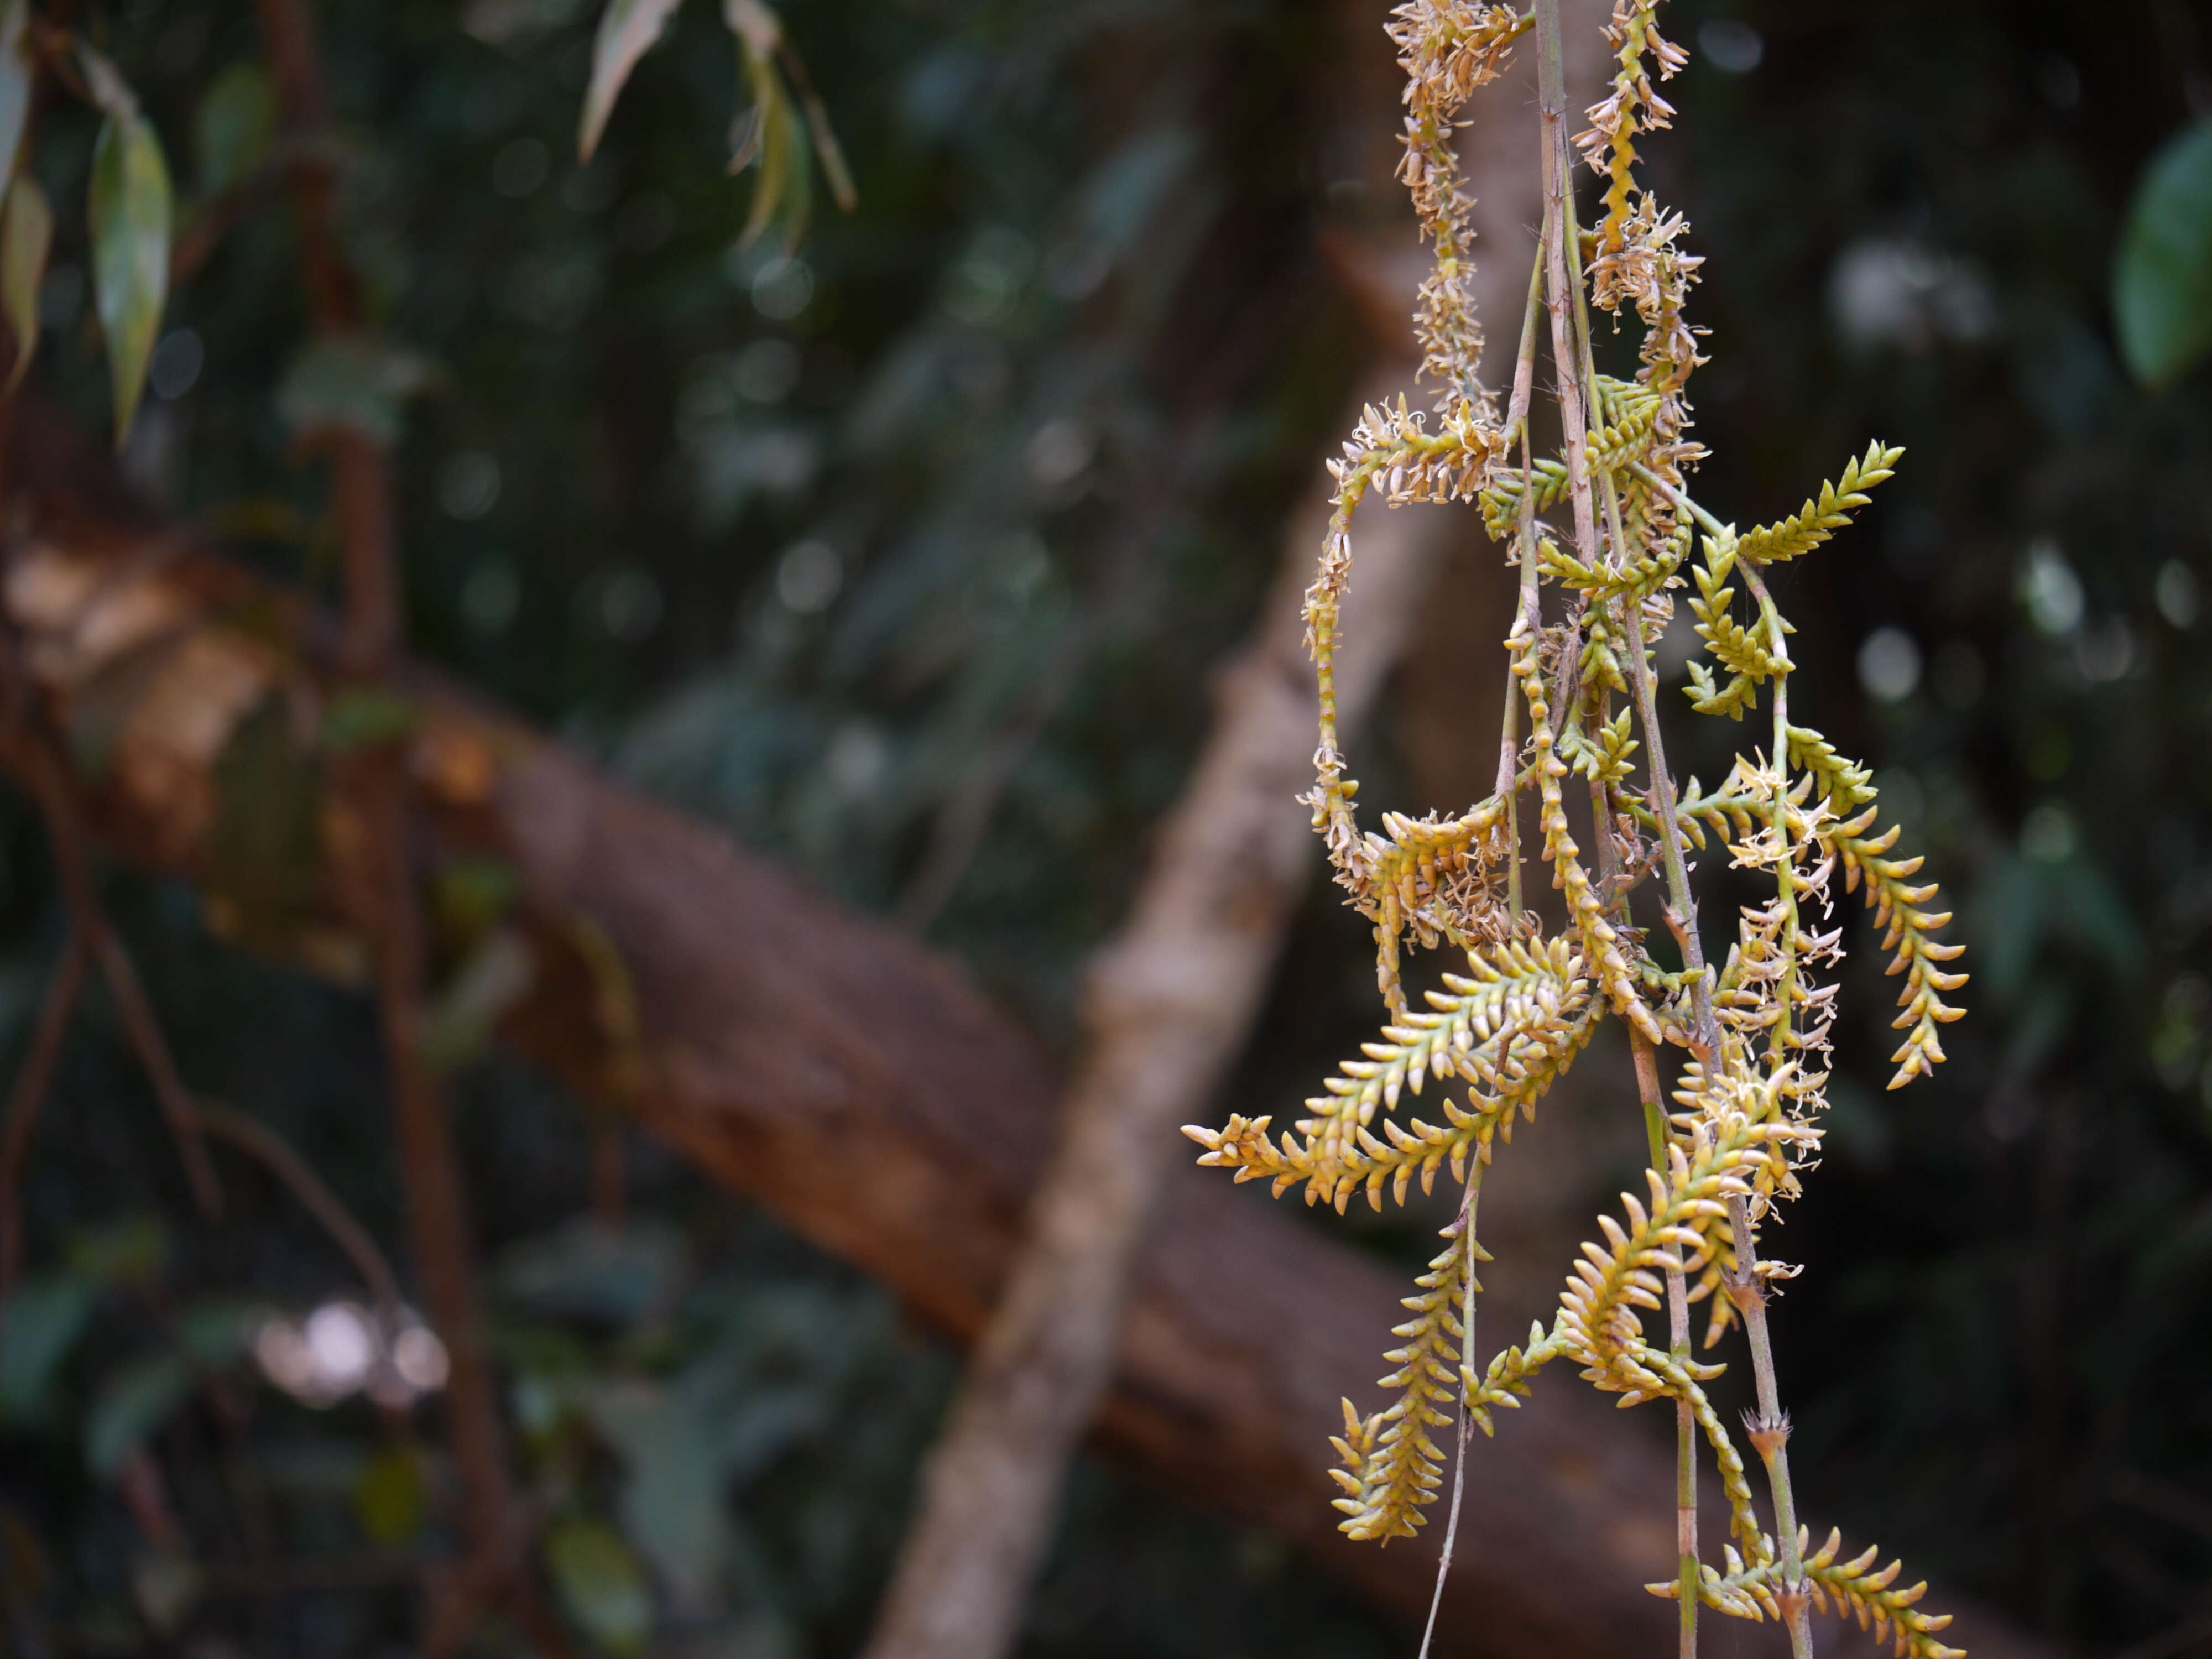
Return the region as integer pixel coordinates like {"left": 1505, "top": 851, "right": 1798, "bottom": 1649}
{"left": 192, "top": 1100, "right": 405, "bottom": 1322}
{"left": 1417, "top": 1160, "right": 1483, "bottom": 1659}
{"left": 1725, "top": 1193, "right": 1814, "bottom": 1659}
{"left": 170, "top": 139, "right": 345, "bottom": 285}
{"left": 1537, "top": 11, "right": 1705, "bottom": 1649}
{"left": 0, "top": 645, "right": 224, "bottom": 1218}
{"left": 254, "top": 2, "right": 526, "bottom": 1643}
{"left": 1427, "top": 246, "right": 1550, "bottom": 1652}
{"left": 0, "top": 927, "right": 88, "bottom": 1304}
{"left": 1496, "top": 249, "right": 1548, "bottom": 921}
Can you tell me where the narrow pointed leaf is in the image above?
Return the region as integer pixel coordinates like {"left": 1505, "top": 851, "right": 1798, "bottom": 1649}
{"left": 0, "top": 0, "right": 32, "bottom": 192}
{"left": 1, "top": 171, "right": 49, "bottom": 393}
{"left": 194, "top": 61, "right": 278, "bottom": 198}
{"left": 88, "top": 110, "right": 173, "bottom": 447}
{"left": 544, "top": 1519, "right": 652, "bottom": 1655}
{"left": 723, "top": 0, "right": 855, "bottom": 216}
{"left": 735, "top": 51, "right": 799, "bottom": 250}
{"left": 578, "top": 0, "right": 684, "bottom": 161}
{"left": 84, "top": 1353, "right": 190, "bottom": 1478}
{"left": 2115, "top": 119, "right": 2212, "bottom": 388}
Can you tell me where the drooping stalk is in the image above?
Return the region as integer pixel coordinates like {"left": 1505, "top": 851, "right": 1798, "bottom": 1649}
{"left": 1535, "top": 0, "right": 1599, "bottom": 571}
{"left": 1189, "top": 9, "right": 1970, "bottom": 1653}
{"left": 1635, "top": 1035, "right": 1702, "bottom": 1651}
{"left": 1499, "top": 253, "right": 1549, "bottom": 920}
{"left": 1417, "top": 1161, "right": 1483, "bottom": 1659}
{"left": 1728, "top": 1192, "right": 1814, "bottom": 1659}
{"left": 1732, "top": 553, "right": 1817, "bottom": 1659}
{"left": 1509, "top": 251, "right": 1547, "bottom": 629}
{"left": 1540, "top": 11, "right": 1702, "bottom": 1648}
{"left": 1432, "top": 161, "right": 1553, "bottom": 1659}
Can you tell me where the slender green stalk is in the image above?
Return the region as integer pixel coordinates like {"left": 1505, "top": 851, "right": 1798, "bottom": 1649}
{"left": 1728, "top": 1193, "right": 1815, "bottom": 1659}
{"left": 1417, "top": 1161, "right": 1483, "bottom": 1659}
{"left": 1631, "top": 1034, "right": 1700, "bottom": 1648}
{"left": 1543, "top": 23, "right": 1704, "bottom": 1651}
{"left": 1535, "top": 0, "right": 1598, "bottom": 570}
{"left": 1559, "top": 150, "right": 1719, "bottom": 1063}
{"left": 1509, "top": 252, "right": 1548, "bottom": 634}
{"left": 1499, "top": 253, "right": 1549, "bottom": 920}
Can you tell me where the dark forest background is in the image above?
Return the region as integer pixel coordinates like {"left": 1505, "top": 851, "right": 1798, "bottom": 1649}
{"left": 2, "top": 1, "right": 2210, "bottom": 1656}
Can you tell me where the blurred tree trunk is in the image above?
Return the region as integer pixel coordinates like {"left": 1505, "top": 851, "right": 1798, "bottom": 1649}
{"left": 856, "top": 377, "right": 1449, "bottom": 1659}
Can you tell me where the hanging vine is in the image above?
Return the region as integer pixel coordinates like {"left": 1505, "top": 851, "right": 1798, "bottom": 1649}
{"left": 1185, "top": 3, "right": 1966, "bottom": 1655}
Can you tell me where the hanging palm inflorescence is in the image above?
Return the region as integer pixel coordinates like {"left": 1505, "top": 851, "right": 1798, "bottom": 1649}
{"left": 1184, "top": 4, "right": 1967, "bottom": 1656}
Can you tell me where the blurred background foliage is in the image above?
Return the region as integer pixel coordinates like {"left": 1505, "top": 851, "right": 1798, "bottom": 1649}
{"left": 2, "top": 0, "right": 2210, "bottom": 1655}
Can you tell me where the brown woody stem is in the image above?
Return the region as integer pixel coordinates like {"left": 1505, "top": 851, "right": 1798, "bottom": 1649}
{"left": 254, "top": 0, "right": 523, "bottom": 1634}
{"left": 0, "top": 663, "right": 223, "bottom": 1220}
{"left": 0, "top": 926, "right": 88, "bottom": 1305}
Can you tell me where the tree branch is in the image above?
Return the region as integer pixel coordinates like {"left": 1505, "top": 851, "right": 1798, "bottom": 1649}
{"left": 861, "top": 368, "right": 1457, "bottom": 1659}
{"left": 252, "top": 0, "right": 521, "bottom": 1629}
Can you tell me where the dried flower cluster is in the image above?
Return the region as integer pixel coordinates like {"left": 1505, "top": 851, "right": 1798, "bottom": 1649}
{"left": 1188, "top": 4, "right": 1968, "bottom": 1656}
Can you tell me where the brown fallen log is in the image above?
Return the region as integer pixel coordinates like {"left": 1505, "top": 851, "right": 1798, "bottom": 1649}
{"left": 0, "top": 415, "right": 2056, "bottom": 1659}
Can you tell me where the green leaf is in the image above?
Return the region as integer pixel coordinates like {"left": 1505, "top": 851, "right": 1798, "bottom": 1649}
{"left": 578, "top": 1379, "right": 728, "bottom": 1609}
{"left": 178, "top": 1300, "right": 254, "bottom": 1369}
{"left": 578, "top": 0, "right": 685, "bottom": 162}
{"left": 276, "top": 334, "right": 433, "bottom": 445}
{"left": 88, "top": 104, "right": 173, "bottom": 448}
{"left": 319, "top": 685, "right": 420, "bottom": 751}
{"left": 84, "top": 1352, "right": 190, "bottom": 1478}
{"left": 545, "top": 1517, "right": 654, "bottom": 1655}
{"left": 421, "top": 927, "right": 535, "bottom": 1073}
{"left": 0, "top": 0, "right": 33, "bottom": 192}
{"left": 496, "top": 1219, "right": 681, "bottom": 1327}
{"left": 66, "top": 1215, "right": 169, "bottom": 1287}
{"left": 734, "top": 44, "right": 804, "bottom": 252}
{"left": 723, "top": 0, "right": 855, "bottom": 215}
{"left": 432, "top": 855, "right": 523, "bottom": 937}
{"left": 2115, "top": 119, "right": 2212, "bottom": 388}
{"left": 2, "top": 173, "right": 51, "bottom": 394}
{"left": 353, "top": 1446, "right": 427, "bottom": 1546}
{"left": 0, "top": 1275, "right": 96, "bottom": 1422}
{"left": 130, "top": 1552, "right": 202, "bottom": 1635}
{"left": 193, "top": 62, "right": 278, "bottom": 199}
